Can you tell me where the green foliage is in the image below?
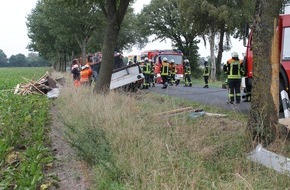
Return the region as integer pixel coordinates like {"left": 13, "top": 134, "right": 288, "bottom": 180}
{"left": 0, "top": 68, "right": 52, "bottom": 189}
{"left": 0, "top": 49, "right": 8, "bottom": 66}
{"left": 8, "top": 54, "right": 27, "bottom": 67}
{"left": 138, "top": 0, "right": 200, "bottom": 68}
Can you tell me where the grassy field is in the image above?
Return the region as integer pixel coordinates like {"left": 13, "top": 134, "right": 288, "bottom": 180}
{"left": 57, "top": 78, "right": 290, "bottom": 190}
{"left": 0, "top": 67, "right": 54, "bottom": 189}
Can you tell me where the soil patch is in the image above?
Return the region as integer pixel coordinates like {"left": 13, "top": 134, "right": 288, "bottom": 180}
{"left": 47, "top": 104, "right": 93, "bottom": 190}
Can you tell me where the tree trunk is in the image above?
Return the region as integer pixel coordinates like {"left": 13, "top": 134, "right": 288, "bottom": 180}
{"left": 216, "top": 27, "right": 225, "bottom": 78}
{"left": 209, "top": 30, "right": 216, "bottom": 81}
{"left": 94, "top": 0, "right": 130, "bottom": 93}
{"left": 95, "top": 21, "right": 119, "bottom": 92}
{"left": 247, "top": 0, "right": 281, "bottom": 145}
{"left": 81, "top": 38, "right": 87, "bottom": 66}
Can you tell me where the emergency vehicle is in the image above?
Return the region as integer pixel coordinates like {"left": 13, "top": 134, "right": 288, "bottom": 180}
{"left": 243, "top": 8, "right": 290, "bottom": 109}
{"left": 141, "top": 49, "right": 184, "bottom": 83}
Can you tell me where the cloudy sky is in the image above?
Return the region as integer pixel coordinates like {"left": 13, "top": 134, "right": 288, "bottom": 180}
{"left": 0, "top": 0, "right": 243, "bottom": 62}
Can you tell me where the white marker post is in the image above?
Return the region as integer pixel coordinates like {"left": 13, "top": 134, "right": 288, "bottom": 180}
{"left": 281, "top": 90, "right": 290, "bottom": 118}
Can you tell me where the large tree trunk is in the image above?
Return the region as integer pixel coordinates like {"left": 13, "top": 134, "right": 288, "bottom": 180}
{"left": 95, "top": 21, "right": 119, "bottom": 92}
{"left": 94, "top": 0, "right": 130, "bottom": 93}
{"left": 248, "top": 0, "right": 281, "bottom": 145}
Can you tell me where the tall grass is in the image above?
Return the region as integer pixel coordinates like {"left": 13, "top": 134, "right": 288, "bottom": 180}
{"left": 57, "top": 76, "right": 290, "bottom": 190}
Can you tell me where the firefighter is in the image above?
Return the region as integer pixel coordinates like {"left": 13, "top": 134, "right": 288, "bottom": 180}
{"left": 89, "top": 52, "right": 101, "bottom": 81}
{"left": 203, "top": 58, "right": 210, "bottom": 88}
{"left": 160, "top": 57, "right": 170, "bottom": 89}
{"left": 149, "top": 59, "right": 155, "bottom": 87}
{"left": 169, "top": 59, "right": 177, "bottom": 86}
{"left": 142, "top": 57, "right": 151, "bottom": 89}
{"left": 184, "top": 59, "right": 192, "bottom": 87}
{"left": 80, "top": 64, "right": 93, "bottom": 86}
{"left": 71, "top": 59, "right": 80, "bottom": 87}
{"left": 223, "top": 51, "right": 244, "bottom": 104}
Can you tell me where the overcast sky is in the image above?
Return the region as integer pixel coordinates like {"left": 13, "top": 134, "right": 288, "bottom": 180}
{"left": 0, "top": 0, "right": 244, "bottom": 62}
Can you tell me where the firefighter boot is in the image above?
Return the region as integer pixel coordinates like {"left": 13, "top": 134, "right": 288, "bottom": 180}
{"left": 175, "top": 80, "right": 179, "bottom": 86}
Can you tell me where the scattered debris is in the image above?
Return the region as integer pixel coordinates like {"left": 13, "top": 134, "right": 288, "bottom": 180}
{"left": 247, "top": 144, "right": 290, "bottom": 176}
{"left": 189, "top": 110, "right": 227, "bottom": 118}
{"left": 204, "top": 112, "right": 227, "bottom": 117}
{"left": 189, "top": 110, "right": 205, "bottom": 118}
{"left": 14, "top": 72, "right": 65, "bottom": 98}
{"left": 156, "top": 107, "right": 227, "bottom": 118}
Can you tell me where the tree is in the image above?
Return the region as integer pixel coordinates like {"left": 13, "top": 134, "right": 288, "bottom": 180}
{"left": 88, "top": 0, "right": 132, "bottom": 93}
{"left": 26, "top": 53, "right": 51, "bottom": 67}
{"left": 0, "top": 50, "right": 8, "bottom": 67}
{"left": 181, "top": 0, "right": 255, "bottom": 81}
{"left": 138, "top": 0, "right": 200, "bottom": 74}
{"left": 8, "top": 54, "right": 27, "bottom": 67}
{"left": 248, "top": 0, "right": 282, "bottom": 145}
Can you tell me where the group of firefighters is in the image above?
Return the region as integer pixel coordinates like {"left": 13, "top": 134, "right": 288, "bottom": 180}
{"left": 139, "top": 57, "right": 210, "bottom": 90}
{"left": 70, "top": 50, "right": 249, "bottom": 104}
{"left": 70, "top": 53, "right": 102, "bottom": 87}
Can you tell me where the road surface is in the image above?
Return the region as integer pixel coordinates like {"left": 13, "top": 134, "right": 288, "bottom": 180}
{"left": 148, "top": 83, "right": 251, "bottom": 115}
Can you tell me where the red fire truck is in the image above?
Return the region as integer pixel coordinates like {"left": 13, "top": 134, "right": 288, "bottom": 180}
{"left": 141, "top": 49, "right": 184, "bottom": 83}
{"left": 243, "top": 12, "right": 290, "bottom": 106}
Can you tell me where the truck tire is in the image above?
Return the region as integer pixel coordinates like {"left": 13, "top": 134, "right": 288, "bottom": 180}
{"left": 279, "top": 80, "right": 285, "bottom": 111}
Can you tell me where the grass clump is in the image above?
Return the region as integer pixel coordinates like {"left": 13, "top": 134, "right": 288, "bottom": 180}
{"left": 57, "top": 79, "right": 290, "bottom": 190}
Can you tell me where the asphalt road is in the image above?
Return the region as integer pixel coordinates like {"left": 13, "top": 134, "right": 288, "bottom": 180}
{"left": 148, "top": 83, "right": 251, "bottom": 115}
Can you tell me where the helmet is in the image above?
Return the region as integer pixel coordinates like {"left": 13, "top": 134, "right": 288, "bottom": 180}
{"left": 204, "top": 58, "right": 208, "bottom": 62}
{"left": 162, "top": 57, "right": 168, "bottom": 62}
{"left": 144, "top": 57, "right": 149, "bottom": 61}
{"left": 170, "top": 59, "right": 175, "bottom": 63}
{"left": 184, "top": 59, "right": 189, "bottom": 63}
{"left": 231, "top": 51, "right": 239, "bottom": 58}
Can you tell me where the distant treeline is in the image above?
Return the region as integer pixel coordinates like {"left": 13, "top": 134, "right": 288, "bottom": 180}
{"left": 0, "top": 50, "right": 51, "bottom": 67}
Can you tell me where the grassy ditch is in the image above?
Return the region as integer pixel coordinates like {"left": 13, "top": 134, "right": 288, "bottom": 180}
{"left": 57, "top": 81, "right": 290, "bottom": 189}
{"left": 0, "top": 67, "right": 53, "bottom": 189}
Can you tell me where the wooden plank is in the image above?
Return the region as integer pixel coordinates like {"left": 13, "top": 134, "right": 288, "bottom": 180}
{"left": 156, "top": 107, "right": 194, "bottom": 116}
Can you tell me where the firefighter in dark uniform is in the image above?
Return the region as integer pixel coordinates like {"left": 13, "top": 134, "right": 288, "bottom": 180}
{"left": 203, "top": 58, "right": 209, "bottom": 88}
{"left": 149, "top": 59, "right": 155, "bottom": 87}
{"left": 160, "top": 57, "right": 170, "bottom": 89}
{"left": 169, "top": 59, "right": 176, "bottom": 86}
{"left": 223, "top": 51, "right": 244, "bottom": 104}
{"left": 143, "top": 57, "right": 151, "bottom": 89}
{"left": 184, "top": 59, "right": 192, "bottom": 87}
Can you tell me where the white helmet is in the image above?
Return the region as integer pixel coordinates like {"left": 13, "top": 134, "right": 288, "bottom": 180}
{"left": 170, "top": 59, "right": 175, "bottom": 63}
{"left": 231, "top": 51, "right": 239, "bottom": 58}
{"left": 204, "top": 58, "right": 208, "bottom": 62}
{"left": 162, "top": 57, "right": 168, "bottom": 62}
{"left": 144, "top": 57, "right": 149, "bottom": 61}
{"left": 184, "top": 59, "right": 189, "bottom": 63}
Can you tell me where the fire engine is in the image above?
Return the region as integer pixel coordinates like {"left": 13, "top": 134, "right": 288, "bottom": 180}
{"left": 243, "top": 10, "right": 290, "bottom": 107}
{"left": 141, "top": 49, "right": 184, "bottom": 83}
